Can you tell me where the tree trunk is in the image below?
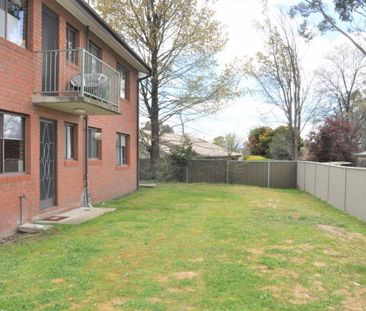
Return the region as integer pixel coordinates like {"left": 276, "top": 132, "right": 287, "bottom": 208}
{"left": 149, "top": 48, "right": 160, "bottom": 179}
{"left": 289, "top": 125, "right": 299, "bottom": 160}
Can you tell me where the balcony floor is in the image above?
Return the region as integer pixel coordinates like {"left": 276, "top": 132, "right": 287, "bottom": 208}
{"left": 32, "top": 95, "right": 120, "bottom": 115}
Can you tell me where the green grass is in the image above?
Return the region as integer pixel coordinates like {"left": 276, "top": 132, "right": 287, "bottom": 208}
{"left": 1, "top": 183, "right": 366, "bottom": 310}
{"left": 244, "top": 155, "right": 268, "bottom": 161}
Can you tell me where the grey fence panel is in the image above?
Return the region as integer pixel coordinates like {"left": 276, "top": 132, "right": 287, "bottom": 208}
{"left": 270, "top": 161, "right": 297, "bottom": 188}
{"left": 314, "top": 164, "right": 329, "bottom": 202}
{"left": 297, "top": 162, "right": 305, "bottom": 190}
{"left": 345, "top": 168, "right": 366, "bottom": 220}
{"left": 187, "top": 159, "right": 227, "bottom": 183}
{"left": 304, "top": 162, "right": 316, "bottom": 195}
{"left": 298, "top": 161, "right": 366, "bottom": 222}
{"left": 229, "top": 161, "right": 268, "bottom": 187}
{"left": 328, "top": 166, "right": 346, "bottom": 211}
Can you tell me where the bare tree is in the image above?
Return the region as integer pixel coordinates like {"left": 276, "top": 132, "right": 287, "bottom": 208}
{"left": 94, "top": 0, "right": 240, "bottom": 177}
{"left": 316, "top": 43, "right": 366, "bottom": 149}
{"left": 316, "top": 43, "right": 366, "bottom": 121}
{"left": 243, "top": 14, "right": 316, "bottom": 160}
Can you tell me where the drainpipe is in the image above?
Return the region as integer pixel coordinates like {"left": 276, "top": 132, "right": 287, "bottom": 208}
{"left": 82, "top": 115, "right": 92, "bottom": 208}
{"left": 136, "top": 73, "right": 151, "bottom": 189}
{"left": 19, "top": 194, "right": 26, "bottom": 225}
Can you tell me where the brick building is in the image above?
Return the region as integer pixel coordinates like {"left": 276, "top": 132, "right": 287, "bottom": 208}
{"left": 0, "top": 0, "right": 150, "bottom": 237}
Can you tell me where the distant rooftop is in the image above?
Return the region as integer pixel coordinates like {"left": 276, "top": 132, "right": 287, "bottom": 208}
{"left": 141, "top": 132, "right": 242, "bottom": 159}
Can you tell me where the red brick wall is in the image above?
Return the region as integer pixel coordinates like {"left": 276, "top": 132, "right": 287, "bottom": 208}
{"left": 0, "top": 0, "right": 139, "bottom": 237}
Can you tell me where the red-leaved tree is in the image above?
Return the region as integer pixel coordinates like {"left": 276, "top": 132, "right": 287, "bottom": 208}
{"left": 308, "top": 117, "right": 359, "bottom": 162}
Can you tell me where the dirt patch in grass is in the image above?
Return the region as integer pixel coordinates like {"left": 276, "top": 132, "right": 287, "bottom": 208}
{"left": 173, "top": 271, "right": 200, "bottom": 280}
{"left": 313, "top": 261, "right": 327, "bottom": 268}
{"left": 264, "top": 284, "right": 316, "bottom": 305}
{"left": 97, "top": 298, "right": 128, "bottom": 310}
{"left": 290, "top": 284, "right": 315, "bottom": 305}
{"left": 342, "top": 288, "right": 366, "bottom": 311}
{"left": 248, "top": 248, "right": 265, "bottom": 255}
{"left": 157, "top": 271, "right": 200, "bottom": 283}
{"left": 188, "top": 258, "right": 204, "bottom": 263}
{"left": 51, "top": 278, "right": 65, "bottom": 284}
{"left": 318, "top": 225, "right": 366, "bottom": 242}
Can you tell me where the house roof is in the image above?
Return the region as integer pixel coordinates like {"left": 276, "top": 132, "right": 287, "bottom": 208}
{"left": 141, "top": 132, "right": 242, "bottom": 159}
{"left": 57, "top": 0, "right": 151, "bottom": 74}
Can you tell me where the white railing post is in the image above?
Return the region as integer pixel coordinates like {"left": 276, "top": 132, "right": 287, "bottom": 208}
{"left": 80, "top": 49, "right": 85, "bottom": 97}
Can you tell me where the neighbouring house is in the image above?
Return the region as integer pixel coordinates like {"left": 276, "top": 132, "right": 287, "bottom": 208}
{"left": 354, "top": 151, "right": 366, "bottom": 167}
{"left": 140, "top": 132, "right": 242, "bottom": 160}
{"left": 0, "top": 0, "right": 150, "bottom": 237}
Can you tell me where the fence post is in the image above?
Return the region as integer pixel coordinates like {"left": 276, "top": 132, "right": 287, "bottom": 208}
{"left": 267, "top": 161, "right": 271, "bottom": 188}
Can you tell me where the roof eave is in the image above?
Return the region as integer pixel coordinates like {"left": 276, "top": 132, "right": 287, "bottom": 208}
{"left": 56, "top": 0, "right": 151, "bottom": 74}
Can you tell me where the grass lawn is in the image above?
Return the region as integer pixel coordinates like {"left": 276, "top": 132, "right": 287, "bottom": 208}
{"left": 1, "top": 184, "right": 366, "bottom": 310}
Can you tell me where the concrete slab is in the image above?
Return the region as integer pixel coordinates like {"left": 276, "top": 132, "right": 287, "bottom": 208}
{"left": 35, "top": 207, "right": 116, "bottom": 225}
{"left": 140, "top": 183, "right": 157, "bottom": 188}
{"left": 19, "top": 223, "right": 53, "bottom": 234}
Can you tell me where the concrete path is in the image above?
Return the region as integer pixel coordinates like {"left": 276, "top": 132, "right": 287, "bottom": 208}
{"left": 35, "top": 207, "right": 116, "bottom": 225}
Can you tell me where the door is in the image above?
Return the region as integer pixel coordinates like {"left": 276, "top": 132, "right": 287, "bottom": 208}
{"left": 42, "top": 6, "right": 59, "bottom": 94}
{"left": 40, "top": 120, "right": 56, "bottom": 209}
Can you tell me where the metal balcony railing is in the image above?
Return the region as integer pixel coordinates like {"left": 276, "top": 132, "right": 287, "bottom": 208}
{"left": 34, "top": 49, "right": 120, "bottom": 112}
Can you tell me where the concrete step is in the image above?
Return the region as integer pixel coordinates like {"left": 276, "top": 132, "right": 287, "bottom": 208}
{"left": 140, "top": 183, "right": 157, "bottom": 188}
{"left": 18, "top": 223, "right": 53, "bottom": 234}
{"left": 35, "top": 207, "right": 116, "bottom": 225}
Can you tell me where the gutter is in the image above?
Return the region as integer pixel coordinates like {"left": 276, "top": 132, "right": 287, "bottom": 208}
{"left": 136, "top": 73, "right": 151, "bottom": 189}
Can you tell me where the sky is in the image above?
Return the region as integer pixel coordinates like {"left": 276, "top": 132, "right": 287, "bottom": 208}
{"left": 178, "top": 0, "right": 343, "bottom": 143}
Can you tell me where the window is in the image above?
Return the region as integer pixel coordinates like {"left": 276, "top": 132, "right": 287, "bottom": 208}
{"left": 64, "top": 123, "right": 75, "bottom": 159}
{"left": 0, "top": 112, "right": 25, "bottom": 174}
{"left": 66, "top": 24, "right": 78, "bottom": 64}
{"left": 87, "top": 41, "right": 102, "bottom": 73}
{"left": 117, "top": 63, "right": 129, "bottom": 100}
{"left": 0, "top": 0, "right": 28, "bottom": 48}
{"left": 116, "top": 133, "right": 128, "bottom": 165}
{"left": 87, "top": 127, "right": 101, "bottom": 159}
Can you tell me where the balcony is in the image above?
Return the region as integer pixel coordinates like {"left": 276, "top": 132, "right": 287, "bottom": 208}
{"left": 32, "top": 49, "right": 121, "bottom": 115}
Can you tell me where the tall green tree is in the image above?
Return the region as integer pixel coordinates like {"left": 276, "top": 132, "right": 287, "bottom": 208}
{"left": 290, "top": 0, "right": 366, "bottom": 55}
{"left": 247, "top": 126, "right": 274, "bottom": 157}
{"left": 94, "top": 0, "right": 240, "bottom": 177}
